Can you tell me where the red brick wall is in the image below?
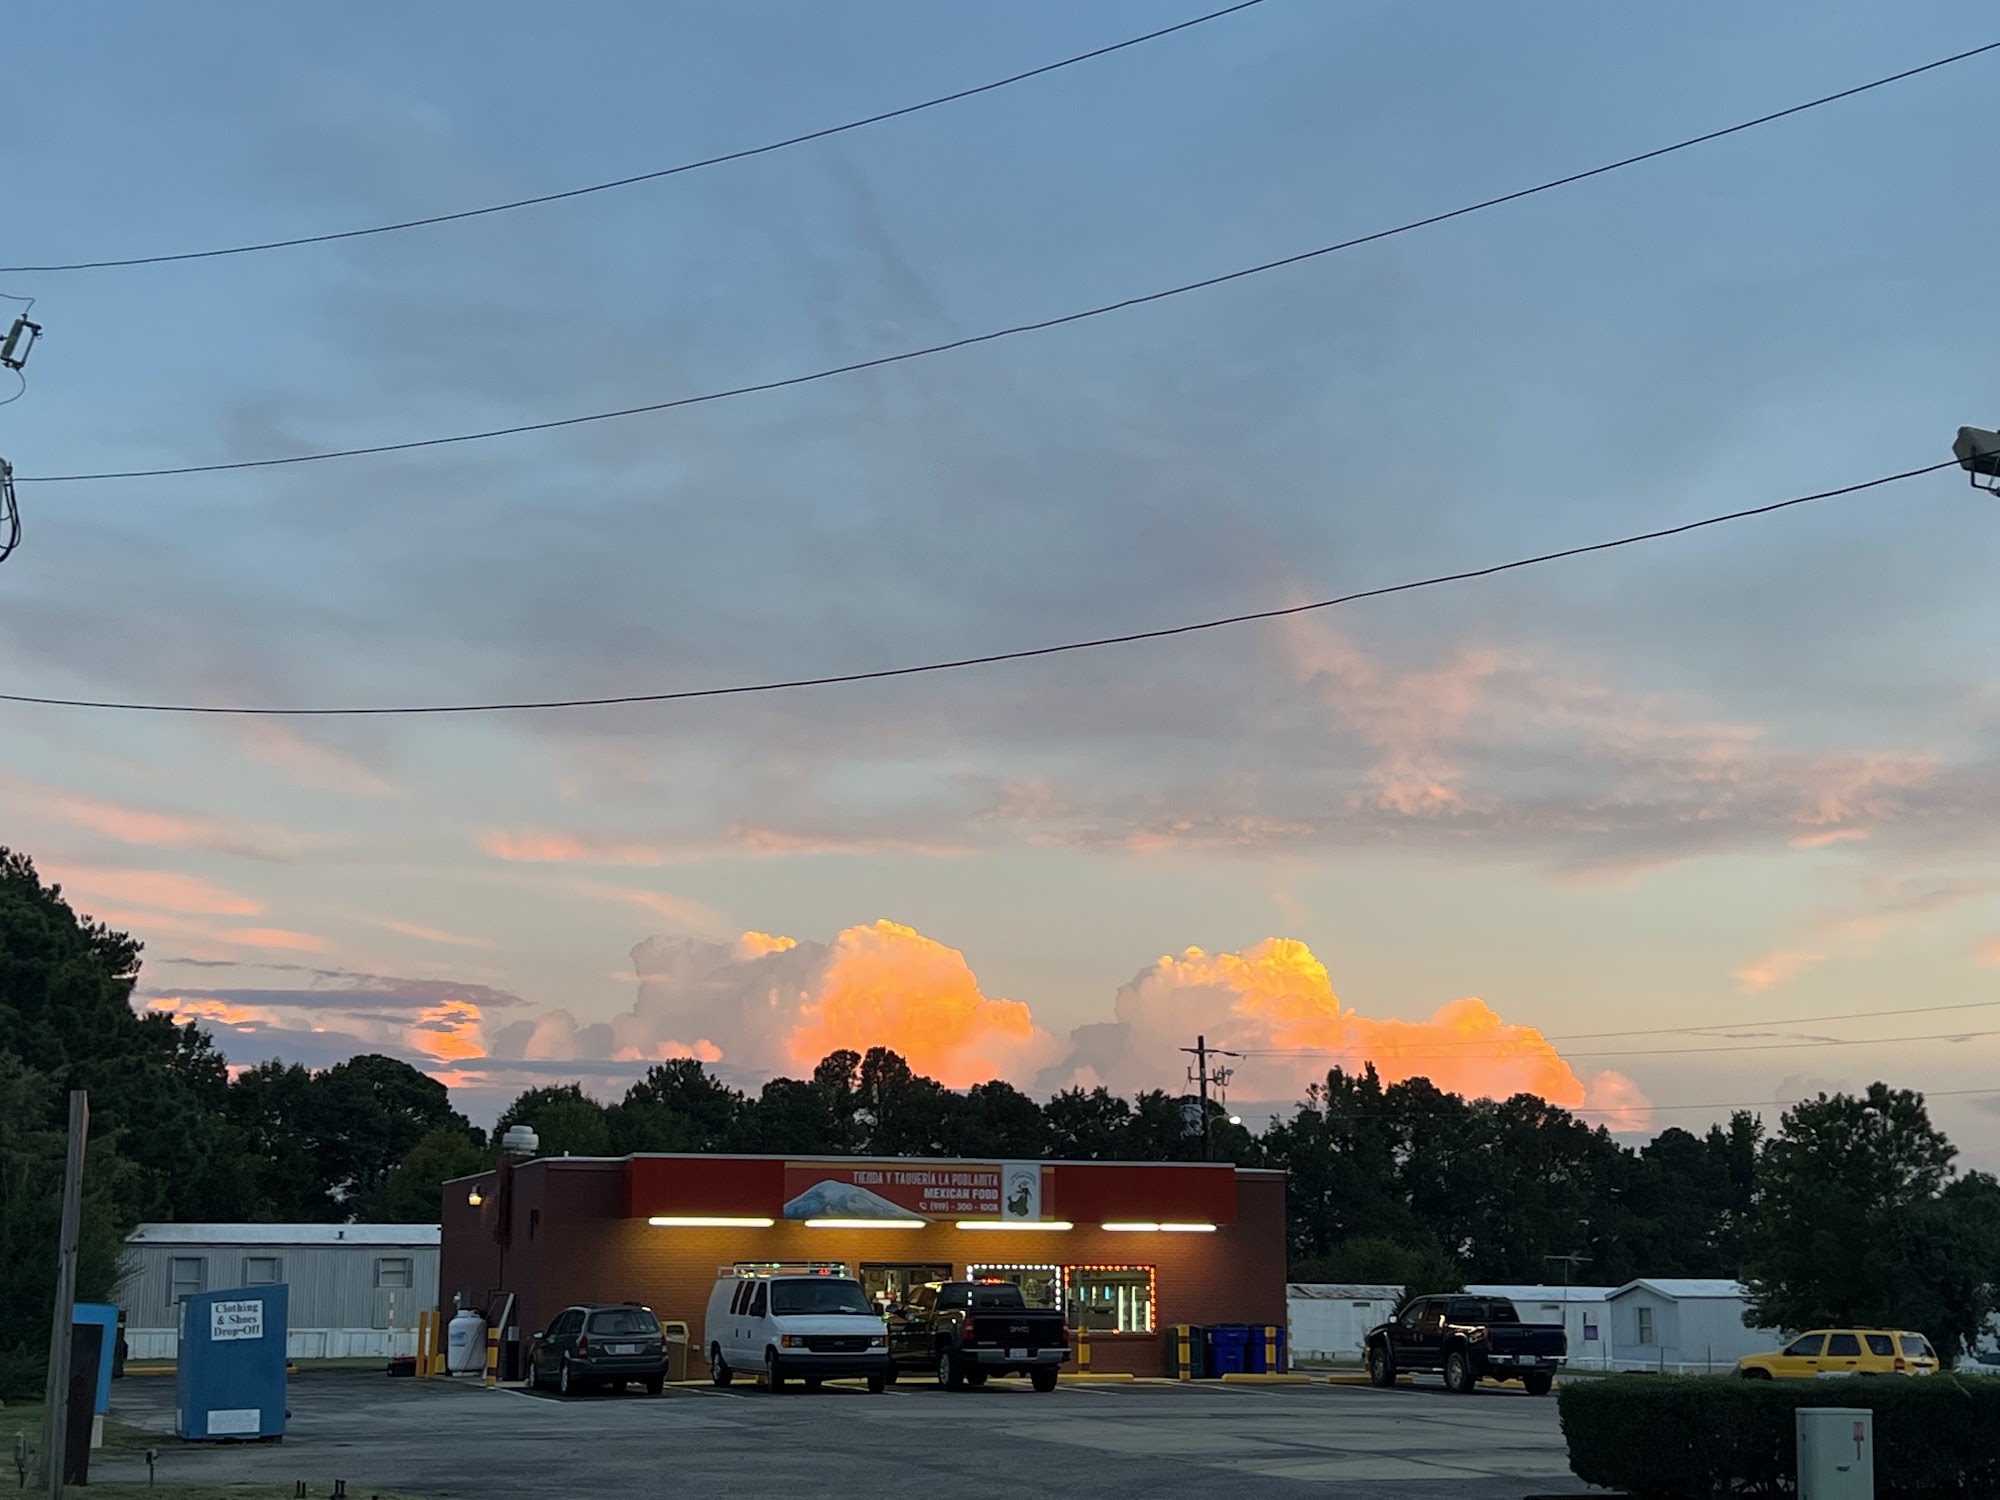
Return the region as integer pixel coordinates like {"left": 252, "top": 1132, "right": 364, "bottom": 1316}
{"left": 445, "top": 1160, "right": 1288, "bottom": 1378}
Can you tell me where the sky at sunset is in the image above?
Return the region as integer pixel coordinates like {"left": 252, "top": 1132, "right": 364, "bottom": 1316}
{"left": 5, "top": 2, "right": 1999, "bottom": 1160}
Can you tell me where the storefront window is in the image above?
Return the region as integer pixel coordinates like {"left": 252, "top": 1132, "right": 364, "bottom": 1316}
{"left": 969, "top": 1265, "right": 1062, "bottom": 1310}
{"left": 860, "top": 1262, "right": 953, "bottom": 1313}
{"left": 1066, "top": 1266, "right": 1155, "bottom": 1334}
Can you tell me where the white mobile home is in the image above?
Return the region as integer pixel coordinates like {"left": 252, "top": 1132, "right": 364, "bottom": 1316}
{"left": 1464, "top": 1284, "right": 1617, "bottom": 1368}
{"left": 1286, "top": 1283, "right": 1404, "bottom": 1365}
{"left": 115, "top": 1224, "right": 440, "bottom": 1361}
{"left": 1603, "top": 1278, "right": 1773, "bottom": 1373}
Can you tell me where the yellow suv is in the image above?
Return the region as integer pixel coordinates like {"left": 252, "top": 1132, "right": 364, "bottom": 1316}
{"left": 1736, "top": 1329, "right": 1940, "bottom": 1380}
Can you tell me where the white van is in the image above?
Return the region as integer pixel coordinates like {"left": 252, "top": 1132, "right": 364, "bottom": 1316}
{"left": 704, "top": 1263, "right": 890, "bottom": 1393}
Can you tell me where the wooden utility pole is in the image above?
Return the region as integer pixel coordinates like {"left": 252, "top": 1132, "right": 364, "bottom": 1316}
{"left": 41, "top": 1090, "right": 88, "bottom": 1500}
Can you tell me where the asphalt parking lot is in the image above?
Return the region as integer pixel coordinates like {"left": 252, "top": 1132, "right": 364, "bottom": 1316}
{"left": 100, "top": 1371, "right": 1590, "bottom": 1499}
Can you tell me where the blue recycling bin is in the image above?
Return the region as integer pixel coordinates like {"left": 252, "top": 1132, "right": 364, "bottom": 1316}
{"left": 1206, "top": 1324, "right": 1250, "bottom": 1376}
{"left": 71, "top": 1304, "right": 119, "bottom": 1414}
{"left": 176, "top": 1287, "right": 288, "bottom": 1441}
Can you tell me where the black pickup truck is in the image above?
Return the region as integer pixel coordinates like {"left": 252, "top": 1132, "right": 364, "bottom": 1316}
{"left": 886, "top": 1281, "right": 1069, "bottom": 1392}
{"left": 1364, "top": 1294, "right": 1565, "bottom": 1395}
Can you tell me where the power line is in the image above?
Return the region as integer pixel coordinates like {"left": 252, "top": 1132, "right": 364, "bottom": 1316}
{"left": 1235, "top": 998, "right": 2000, "bottom": 1053}
{"left": 18, "top": 42, "right": 1997, "bottom": 487}
{"left": 1262, "top": 1027, "right": 2000, "bottom": 1064}
{"left": 0, "top": 457, "right": 1952, "bottom": 718}
{"left": 0, "top": 1, "right": 1273, "bottom": 276}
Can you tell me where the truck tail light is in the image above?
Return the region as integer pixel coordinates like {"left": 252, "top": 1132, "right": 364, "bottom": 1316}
{"left": 576, "top": 1333, "right": 590, "bottom": 1356}
{"left": 963, "top": 1318, "right": 976, "bottom": 1340}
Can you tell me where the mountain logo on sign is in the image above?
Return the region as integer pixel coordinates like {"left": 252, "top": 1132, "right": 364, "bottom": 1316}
{"left": 782, "top": 1179, "right": 924, "bottom": 1221}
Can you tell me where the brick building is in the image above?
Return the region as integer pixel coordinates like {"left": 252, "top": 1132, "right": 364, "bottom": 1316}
{"left": 440, "top": 1153, "right": 1286, "bottom": 1378}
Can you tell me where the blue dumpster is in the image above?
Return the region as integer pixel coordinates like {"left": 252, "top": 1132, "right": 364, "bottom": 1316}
{"left": 1206, "top": 1324, "right": 1250, "bottom": 1376}
{"left": 1244, "top": 1324, "right": 1289, "bottom": 1373}
{"left": 176, "top": 1287, "right": 288, "bottom": 1441}
{"left": 71, "top": 1304, "right": 119, "bottom": 1414}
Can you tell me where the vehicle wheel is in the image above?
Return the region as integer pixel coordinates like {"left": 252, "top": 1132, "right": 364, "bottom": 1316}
{"left": 1523, "top": 1371, "right": 1553, "bottom": 1397}
{"left": 1444, "top": 1351, "right": 1476, "bottom": 1394}
{"left": 965, "top": 1370, "right": 988, "bottom": 1389}
{"left": 805, "top": 1376, "right": 823, "bottom": 1389}
{"left": 765, "top": 1350, "right": 786, "bottom": 1393}
{"left": 643, "top": 1375, "right": 665, "bottom": 1395}
{"left": 1031, "top": 1367, "right": 1058, "bottom": 1393}
{"left": 866, "top": 1373, "right": 886, "bottom": 1394}
{"left": 558, "top": 1357, "right": 580, "bottom": 1397}
{"left": 1367, "top": 1345, "right": 1396, "bottom": 1388}
{"left": 709, "top": 1346, "right": 733, "bottom": 1388}
{"left": 937, "top": 1346, "right": 964, "bottom": 1390}
{"left": 608, "top": 1379, "right": 626, "bottom": 1394}
{"left": 1741, "top": 1367, "right": 1772, "bottom": 1380}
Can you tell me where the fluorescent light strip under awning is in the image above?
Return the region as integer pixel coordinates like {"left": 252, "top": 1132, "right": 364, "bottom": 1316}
{"left": 646, "top": 1216, "right": 775, "bottom": 1228}
{"left": 802, "top": 1218, "right": 924, "bottom": 1229}
{"left": 1100, "top": 1222, "right": 1218, "bottom": 1232}
{"left": 954, "top": 1220, "right": 1075, "bottom": 1231}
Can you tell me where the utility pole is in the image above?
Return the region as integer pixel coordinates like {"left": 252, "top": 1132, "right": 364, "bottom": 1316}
{"left": 1178, "top": 1037, "right": 1239, "bottom": 1162}
{"left": 0, "top": 296, "right": 44, "bottom": 565}
{"left": 1544, "top": 1252, "right": 1589, "bottom": 1288}
{"left": 42, "top": 1090, "right": 88, "bottom": 1500}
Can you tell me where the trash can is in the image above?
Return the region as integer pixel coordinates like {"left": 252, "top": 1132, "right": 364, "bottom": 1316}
{"left": 1246, "top": 1325, "right": 1288, "bottom": 1373}
{"left": 1165, "top": 1325, "right": 1207, "bottom": 1380}
{"left": 663, "top": 1320, "right": 690, "bottom": 1382}
{"left": 1206, "top": 1324, "right": 1250, "bottom": 1376}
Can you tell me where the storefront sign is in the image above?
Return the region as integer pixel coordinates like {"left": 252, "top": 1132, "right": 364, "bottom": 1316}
{"left": 210, "top": 1300, "right": 265, "bottom": 1341}
{"left": 782, "top": 1160, "right": 1045, "bottom": 1221}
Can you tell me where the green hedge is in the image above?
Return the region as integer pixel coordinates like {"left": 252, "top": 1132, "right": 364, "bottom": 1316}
{"left": 1558, "top": 1374, "right": 2000, "bottom": 1498}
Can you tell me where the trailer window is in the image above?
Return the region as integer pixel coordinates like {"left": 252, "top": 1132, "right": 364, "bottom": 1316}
{"left": 243, "top": 1256, "right": 282, "bottom": 1286}
{"left": 374, "top": 1257, "right": 413, "bottom": 1289}
{"left": 169, "top": 1257, "right": 205, "bottom": 1306}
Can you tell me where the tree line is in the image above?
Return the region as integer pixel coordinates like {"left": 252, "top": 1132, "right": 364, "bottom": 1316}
{"left": 3, "top": 845, "right": 1997, "bottom": 1398}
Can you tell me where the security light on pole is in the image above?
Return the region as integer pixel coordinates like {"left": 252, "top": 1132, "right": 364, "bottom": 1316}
{"left": 1955, "top": 426, "right": 2000, "bottom": 494}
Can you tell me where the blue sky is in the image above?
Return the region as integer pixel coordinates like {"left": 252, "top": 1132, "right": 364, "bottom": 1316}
{"left": 4, "top": 1, "right": 1999, "bottom": 1155}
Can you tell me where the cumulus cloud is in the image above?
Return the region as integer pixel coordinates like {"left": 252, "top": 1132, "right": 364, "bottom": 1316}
{"left": 489, "top": 922, "right": 1061, "bottom": 1088}
{"left": 1036, "top": 937, "right": 1646, "bottom": 1125}
{"left": 486, "top": 922, "right": 1646, "bottom": 1125}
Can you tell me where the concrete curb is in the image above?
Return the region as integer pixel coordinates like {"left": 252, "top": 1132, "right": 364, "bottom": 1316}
{"left": 1219, "top": 1373, "right": 1315, "bottom": 1384}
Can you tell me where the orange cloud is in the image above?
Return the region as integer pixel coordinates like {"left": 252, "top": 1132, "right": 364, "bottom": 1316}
{"left": 1733, "top": 947, "right": 1825, "bottom": 994}
{"left": 52, "top": 866, "right": 262, "bottom": 917}
{"left": 481, "top": 830, "right": 663, "bottom": 865}
{"left": 1977, "top": 937, "right": 2000, "bottom": 967}
{"left": 784, "top": 921, "right": 1059, "bottom": 1088}
{"left": 740, "top": 930, "right": 798, "bottom": 956}
{"left": 144, "top": 996, "right": 283, "bottom": 1030}
{"left": 1106, "top": 939, "right": 1611, "bottom": 1108}
{"left": 220, "top": 928, "right": 331, "bottom": 953}
{"left": 375, "top": 918, "right": 495, "bottom": 949}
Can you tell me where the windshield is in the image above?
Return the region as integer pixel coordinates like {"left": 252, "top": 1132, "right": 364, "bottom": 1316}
{"left": 970, "top": 1286, "right": 1027, "bottom": 1309}
{"left": 588, "top": 1308, "right": 660, "bottom": 1336}
{"left": 770, "top": 1278, "right": 874, "bottom": 1317}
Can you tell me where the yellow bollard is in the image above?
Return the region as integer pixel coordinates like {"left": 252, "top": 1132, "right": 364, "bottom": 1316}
{"left": 1077, "top": 1327, "right": 1091, "bottom": 1375}
{"left": 1265, "top": 1326, "right": 1278, "bottom": 1374}
{"left": 484, "top": 1325, "right": 499, "bottom": 1388}
{"left": 424, "top": 1310, "right": 439, "bottom": 1376}
{"left": 1175, "top": 1325, "right": 1191, "bottom": 1381}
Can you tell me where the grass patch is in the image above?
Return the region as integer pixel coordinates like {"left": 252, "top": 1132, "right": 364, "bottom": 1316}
{"left": 0, "top": 1402, "right": 165, "bottom": 1456}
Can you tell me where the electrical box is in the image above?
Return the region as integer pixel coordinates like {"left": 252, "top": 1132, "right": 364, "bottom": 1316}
{"left": 1797, "top": 1406, "right": 1873, "bottom": 1500}
{"left": 175, "top": 1286, "right": 288, "bottom": 1442}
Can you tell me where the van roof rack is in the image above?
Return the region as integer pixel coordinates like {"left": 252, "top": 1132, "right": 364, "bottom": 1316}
{"left": 716, "top": 1261, "right": 851, "bottom": 1279}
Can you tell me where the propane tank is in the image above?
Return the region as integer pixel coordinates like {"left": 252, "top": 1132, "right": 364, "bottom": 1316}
{"left": 447, "top": 1309, "right": 488, "bottom": 1375}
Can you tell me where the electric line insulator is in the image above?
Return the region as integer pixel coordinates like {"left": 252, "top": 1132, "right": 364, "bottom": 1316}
{"left": 0, "top": 315, "right": 40, "bottom": 372}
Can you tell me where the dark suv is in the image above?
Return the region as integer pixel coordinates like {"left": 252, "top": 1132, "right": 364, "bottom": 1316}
{"left": 529, "top": 1303, "right": 669, "bottom": 1396}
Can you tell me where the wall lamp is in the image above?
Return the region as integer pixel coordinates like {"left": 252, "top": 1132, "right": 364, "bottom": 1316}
{"left": 467, "top": 1188, "right": 483, "bottom": 1207}
{"left": 646, "top": 1216, "right": 775, "bottom": 1228}
{"left": 803, "top": 1218, "right": 924, "bottom": 1230}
